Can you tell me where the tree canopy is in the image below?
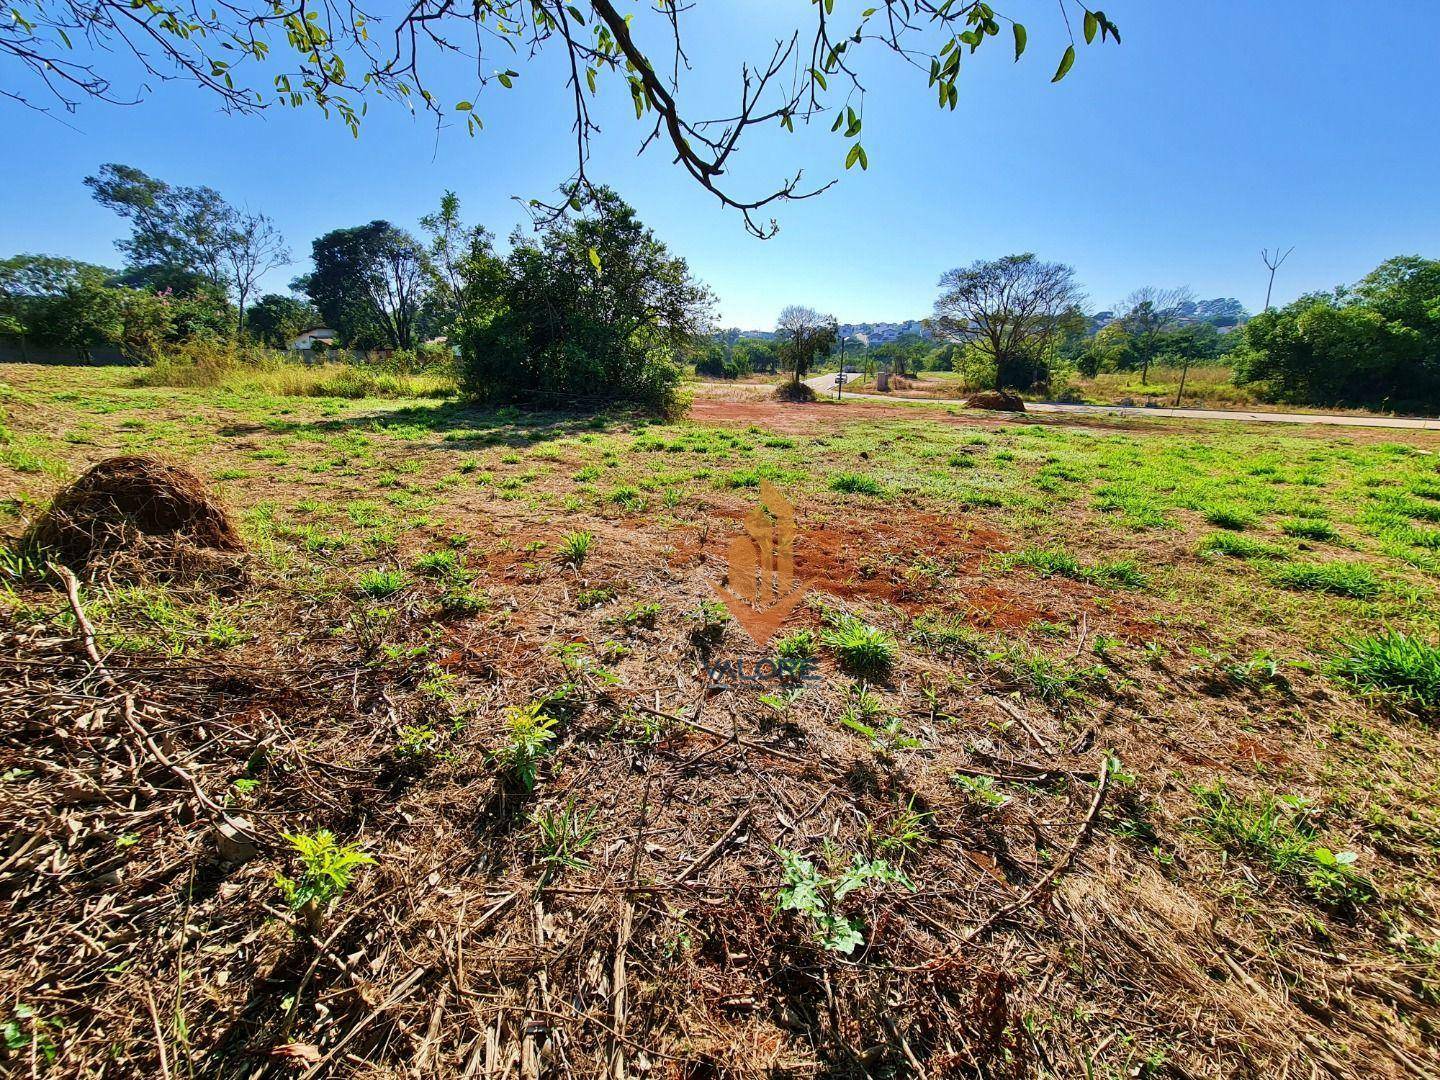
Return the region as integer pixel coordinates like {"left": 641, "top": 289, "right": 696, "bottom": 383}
{"left": 297, "top": 222, "right": 428, "bottom": 350}
{"left": 776, "top": 306, "right": 839, "bottom": 386}
{"left": 931, "top": 253, "right": 1083, "bottom": 390}
{"left": 5, "top": 2, "right": 1119, "bottom": 236}
{"left": 1235, "top": 256, "right": 1440, "bottom": 408}
{"left": 85, "top": 163, "right": 289, "bottom": 334}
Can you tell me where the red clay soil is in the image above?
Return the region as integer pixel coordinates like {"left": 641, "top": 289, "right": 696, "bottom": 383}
{"left": 688, "top": 398, "right": 968, "bottom": 433}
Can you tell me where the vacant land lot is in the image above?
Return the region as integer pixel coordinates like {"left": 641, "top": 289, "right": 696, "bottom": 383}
{"left": 3, "top": 364, "right": 1440, "bottom": 1076}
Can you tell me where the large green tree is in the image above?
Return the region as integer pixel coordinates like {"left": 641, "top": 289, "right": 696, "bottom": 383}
{"left": 458, "top": 187, "right": 711, "bottom": 414}
{"left": 297, "top": 222, "right": 428, "bottom": 350}
{"left": 776, "top": 306, "right": 839, "bottom": 386}
{"left": 418, "top": 191, "right": 504, "bottom": 340}
{"left": 246, "top": 293, "right": 321, "bottom": 349}
{"left": 1234, "top": 256, "right": 1440, "bottom": 408}
{"left": 6, "top": 3, "right": 1118, "bottom": 236}
{"left": 85, "top": 163, "right": 289, "bottom": 335}
{"left": 931, "top": 254, "right": 1083, "bottom": 391}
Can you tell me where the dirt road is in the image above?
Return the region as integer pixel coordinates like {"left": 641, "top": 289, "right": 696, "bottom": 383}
{"left": 803, "top": 374, "right": 1440, "bottom": 430}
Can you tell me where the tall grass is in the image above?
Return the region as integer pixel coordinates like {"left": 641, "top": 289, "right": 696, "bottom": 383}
{"left": 135, "top": 341, "right": 456, "bottom": 399}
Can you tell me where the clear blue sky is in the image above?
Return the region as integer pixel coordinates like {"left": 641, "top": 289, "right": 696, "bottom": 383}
{"left": 3, "top": 1, "right": 1437, "bottom": 328}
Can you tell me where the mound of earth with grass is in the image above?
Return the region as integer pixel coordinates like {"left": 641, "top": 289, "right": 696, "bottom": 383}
{"left": 962, "top": 388, "right": 1026, "bottom": 411}
{"left": 774, "top": 380, "right": 819, "bottom": 403}
{"left": 25, "top": 455, "right": 243, "bottom": 573}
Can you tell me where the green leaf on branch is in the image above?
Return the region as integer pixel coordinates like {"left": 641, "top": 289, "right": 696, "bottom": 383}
{"left": 1051, "top": 44, "right": 1075, "bottom": 82}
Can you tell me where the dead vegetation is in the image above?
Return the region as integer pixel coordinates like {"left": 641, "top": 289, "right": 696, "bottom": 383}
{"left": 3, "top": 496, "right": 1438, "bottom": 1077}
{"left": 961, "top": 390, "right": 1026, "bottom": 413}
{"left": 24, "top": 455, "right": 245, "bottom": 581}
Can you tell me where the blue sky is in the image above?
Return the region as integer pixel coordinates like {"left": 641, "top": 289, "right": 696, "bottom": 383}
{"left": 3, "top": 1, "right": 1437, "bottom": 328}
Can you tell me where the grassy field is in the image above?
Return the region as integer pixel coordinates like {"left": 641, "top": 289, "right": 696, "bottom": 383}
{"left": 3, "top": 362, "right": 1440, "bottom": 1075}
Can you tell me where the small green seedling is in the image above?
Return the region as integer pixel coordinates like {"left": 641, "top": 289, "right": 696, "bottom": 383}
{"left": 274, "top": 830, "right": 374, "bottom": 932}
{"left": 496, "top": 702, "right": 559, "bottom": 790}
{"left": 558, "top": 530, "right": 594, "bottom": 566}
{"left": 775, "top": 848, "right": 913, "bottom": 954}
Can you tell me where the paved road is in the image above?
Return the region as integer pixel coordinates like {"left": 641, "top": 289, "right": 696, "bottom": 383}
{"left": 803, "top": 374, "right": 1440, "bottom": 431}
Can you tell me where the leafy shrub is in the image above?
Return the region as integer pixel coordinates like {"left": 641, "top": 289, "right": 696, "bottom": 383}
{"left": 953, "top": 773, "right": 1007, "bottom": 808}
{"left": 686, "top": 599, "right": 730, "bottom": 644}
{"left": 1330, "top": 630, "right": 1440, "bottom": 712}
{"left": 1272, "top": 561, "right": 1380, "bottom": 599}
{"left": 458, "top": 188, "right": 707, "bottom": 417}
{"left": 439, "top": 586, "right": 487, "bottom": 616}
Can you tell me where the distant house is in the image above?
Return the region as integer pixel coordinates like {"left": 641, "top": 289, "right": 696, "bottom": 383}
{"left": 288, "top": 327, "right": 339, "bottom": 351}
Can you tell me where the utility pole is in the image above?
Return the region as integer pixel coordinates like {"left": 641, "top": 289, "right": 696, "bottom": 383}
{"left": 1261, "top": 246, "right": 1294, "bottom": 311}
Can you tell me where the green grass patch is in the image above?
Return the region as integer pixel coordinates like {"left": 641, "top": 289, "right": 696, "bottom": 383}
{"left": 828, "top": 472, "right": 888, "bottom": 497}
{"left": 1193, "top": 784, "right": 1372, "bottom": 907}
{"left": 1272, "top": 561, "right": 1381, "bottom": 599}
{"left": 1281, "top": 518, "right": 1340, "bottom": 543}
{"left": 356, "top": 569, "right": 407, "bottom": 598}
{"left": 1197, "top": 532, "right": 1290, "bottom": 560}
{"left": 821, "top": 611, "right": 898, "bottom": 679}
{"left": 1330, "top": 630, "right": 1440, "bottom": 713}
{"left": 1203, "top": 505, "right": 1256, "bottom": 531}
{"left": 1003, "top": 547, "right": 1145, "bottom": 588}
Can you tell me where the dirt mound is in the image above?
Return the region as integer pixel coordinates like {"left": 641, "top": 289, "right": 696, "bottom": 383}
{"left": 773, "top": 380, "right": 818, "bottom": 403}
{"left": 963, "top": 389, "right": 1026, "bottom": 412}
{"left": 27, "top": 455, "right": 244, "bottom": 567}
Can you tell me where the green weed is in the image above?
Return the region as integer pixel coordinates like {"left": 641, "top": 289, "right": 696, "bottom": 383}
{"left": 496, "top": 702, "right": 559, "bottom": 790}
{"left": 356, "top": 568, "right": 407, "bottom": 598}
{"left": 531, "top": 799, "right": 602, "bottom": 881}
{"left": 558, "top": 530, "right": 594, "bottom": 566}
{"left": 1192, "top": 784, "right": 1372, "bottom": 907}
{"left": 821, "top": 612, "right": 898, "bottom": 679}
{"left": 274, "top": 830, "right": 374, "bottom": 927}
{"left": 1272, "top": 561, "right": 1381, "bottom": 599}
{"left": 774, "top": 848, "right": 912, "bottom": 954}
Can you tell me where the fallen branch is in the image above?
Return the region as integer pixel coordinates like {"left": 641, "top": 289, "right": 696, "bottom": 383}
{"left": 50, "top": 562, "right": 244, "bottom": 828}
{"left": 899, "top": 753, "right": 1112, "bottom": 971}
{"left": 674, "top": 810, "right": 750, "bottom": 885}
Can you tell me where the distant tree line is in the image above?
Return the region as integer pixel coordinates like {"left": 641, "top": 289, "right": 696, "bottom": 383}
{"left": 2, "top": 165, "right": 712, "bottom": 414}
